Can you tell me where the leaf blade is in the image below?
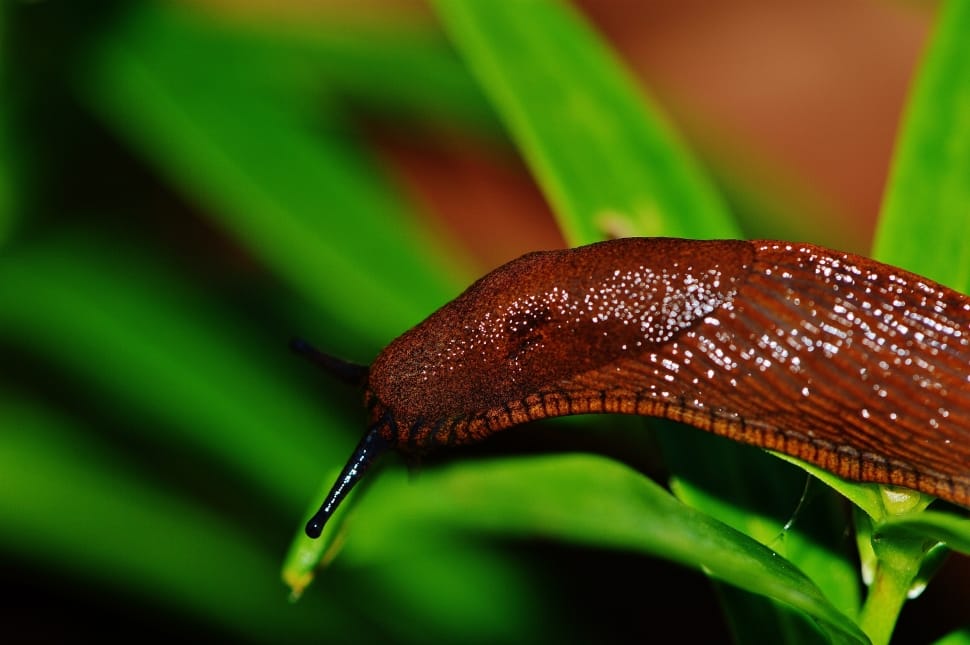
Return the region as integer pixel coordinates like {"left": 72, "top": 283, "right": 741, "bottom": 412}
{"left": 873, "top": 0, "right": 970, "bottom": 292}
{"left": 347, "top": 454, "right": 869, "bottom": 644}
{"left": 432, "top": 0, "right": 737, "bottom": 243}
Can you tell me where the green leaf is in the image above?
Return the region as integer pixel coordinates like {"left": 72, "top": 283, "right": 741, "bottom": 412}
{"left": 934, "top": 628, "right": 970, "bottom": 645}
{"left": 291, "top": 24, "right": 502, "bottom": 135}
{"left": 345, "top": 536, "right": 548, "bottom": 643}
{"left": 873, "top": 0, "right": 970, "bottom": 292}
{"left": 282, "top": 465, "right": 358, "bottom": 598}
{"left": 342, "top": 454, "right": 869, "bottom": 645}
{"left": 82, "top": 3, "right": 467, "bottom": 345}
{"left": 880, "top": 511, "right": 970, "bottom": 556}
{"left": 771, "top": 453, "right": 935, "bottom": 523}
{"left": 432, "top": 0, "right": 737, "bottom": 244}
{"left": 772, "top": 454, "right": 883, "bottom": 521}
{"left": 0, "top": 398, "right": 352, "bottom": 642}
{"left": 0, "top": 236, "right": 342, "bottom": 510}
{"left": 291, "top": 18, "right": 855, "bottom": 252}
{"left": 3, "top": 396, "right": 550, "bottom": 643}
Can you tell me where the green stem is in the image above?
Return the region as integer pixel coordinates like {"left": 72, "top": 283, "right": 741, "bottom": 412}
{"left": 857, "top": 531, "right": 927, "bottom": 645}
{"left": 858, "top": 566, "right": 911, "bottom": 645}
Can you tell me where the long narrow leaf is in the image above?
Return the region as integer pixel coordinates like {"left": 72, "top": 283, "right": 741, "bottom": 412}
{"left": 432, "top": 0, "right": 736, "bottom": 244}
{"left": 340, "top": 454, "right": 868, "bottom": 644}
{"left": 880, "top": 511, "right": 970, "bottom": 556}
{"left": 0, "top": 399, "right": 352, "bottom": 642}
{"left": 873, "top": 0, "right": 970, "bottom": 291}
{"left": 0, "top": 237, "right": 340, "bottom": 510}
{"left": 83, "top": 3, "right": 467, "bottom": 344}
{"left": 934, "top": 629, "right": 970, "bottom": 645}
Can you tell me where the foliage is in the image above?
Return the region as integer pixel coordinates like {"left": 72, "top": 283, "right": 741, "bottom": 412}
{"left": 3, "top": 1, "right": 969, "bottom": 643}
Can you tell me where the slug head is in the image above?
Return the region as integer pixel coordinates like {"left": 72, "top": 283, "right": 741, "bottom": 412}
{"left": 295, "top": 238, "right": 751, "bottom": 538}
{"left": 366, "top": 237, "right": 751, "bottom": 448}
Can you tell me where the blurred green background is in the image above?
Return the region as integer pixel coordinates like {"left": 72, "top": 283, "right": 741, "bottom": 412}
{"left": 3, "top": 0, "right": 969, "bottom": 642}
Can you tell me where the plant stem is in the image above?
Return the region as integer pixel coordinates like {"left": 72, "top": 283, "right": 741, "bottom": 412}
{"left": 857, "top": 532, "right": 927, "bottom": 645}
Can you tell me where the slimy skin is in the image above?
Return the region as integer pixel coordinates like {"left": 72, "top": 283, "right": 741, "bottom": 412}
{"left": 301, "top": 238, "right": 970, "bottom": 538}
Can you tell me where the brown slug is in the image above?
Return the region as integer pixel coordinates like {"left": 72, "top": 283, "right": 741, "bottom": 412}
{"left": 296, "top": 237, "right": 970, "bottom": 538}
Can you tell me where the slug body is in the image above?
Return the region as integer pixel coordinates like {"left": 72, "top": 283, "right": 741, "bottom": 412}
{"left": 303, "top": 238, "right": 970, "bottom": 537}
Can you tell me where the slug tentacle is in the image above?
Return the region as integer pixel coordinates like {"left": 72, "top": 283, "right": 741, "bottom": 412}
{"left": 302, "top": 237, "right": 970, "bottom": 539}
{"left": 291, "top": 337, "right": 369, "bottom": 387}
{"left": 305, "top": 422, "right": 389, "bottom": 538}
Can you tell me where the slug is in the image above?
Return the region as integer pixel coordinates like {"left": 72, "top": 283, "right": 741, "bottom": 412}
{"left": 297, "top": 237, "right": 970, "bottom": 538}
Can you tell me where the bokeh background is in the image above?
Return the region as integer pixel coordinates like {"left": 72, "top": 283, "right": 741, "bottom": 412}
{"left": 2, "top": 0, "right": 966, "bottom": 642}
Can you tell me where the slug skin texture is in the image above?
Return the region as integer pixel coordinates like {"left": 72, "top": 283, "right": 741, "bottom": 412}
{"left": 305, "top": 238, "right": 970, "bottom": 538}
